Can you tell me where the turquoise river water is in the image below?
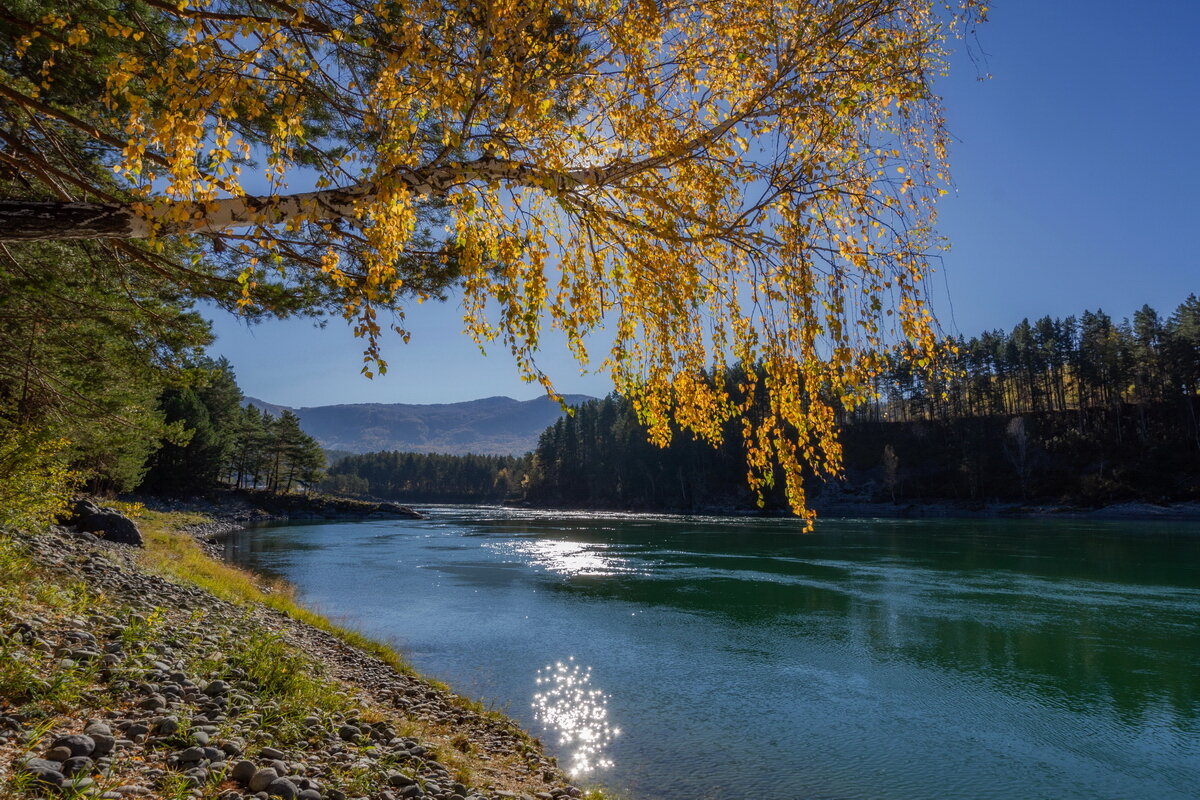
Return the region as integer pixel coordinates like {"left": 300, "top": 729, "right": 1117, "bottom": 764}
{"left": 223, "top": 507, "right": 1200, "bottom": 800}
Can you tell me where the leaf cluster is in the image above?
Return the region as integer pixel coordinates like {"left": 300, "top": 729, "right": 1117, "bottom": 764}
{"left": 2, "top": 0, "right": 990, "bottom": 518}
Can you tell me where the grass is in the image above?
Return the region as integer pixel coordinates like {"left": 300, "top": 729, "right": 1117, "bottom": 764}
{"left": 134, "top": 509, "right": 426, "bottom": 682}
{"left": 0, "top": 533, "right": 104, "bottom": 715}
{"left": 133, "top": 508, "right": 530, "bottom": 726}
{"left": 0, "top": 510, "right": 610, "bottom": 800}
{"left": 129, "top": 509, "right": 578, "bottom": 789}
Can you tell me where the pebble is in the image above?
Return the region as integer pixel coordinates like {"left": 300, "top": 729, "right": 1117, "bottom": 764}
{"left": 249, "top": 767, "right": 280, "bottom": 792}
{"left": 231, "top": 760, "right": 257, "bottom": 784}
{"left": 64, "top": 775, "right": 95, "bottom": 791}
{"left": 178, "top": 746, "right": 206, "bottom": 763}
{"left": 46, "top": 745, "right": 74, "bottom": 762}
{"left": 0, "top": 519, "right": 575, "bottom": 800}
{"left": 265, "top": 777, "right": 299, "bottom": 799}
{"left": 139, "top": 694, "right": 167, "bottom": 711}
{"left": 154, "top": 717, "right": 180, "bottom": 735}
{"left": 18, "top": 759, "right": 64, "bottom": 787}
{"left": 61, "top": 756, "right": 94, "bottom": 776}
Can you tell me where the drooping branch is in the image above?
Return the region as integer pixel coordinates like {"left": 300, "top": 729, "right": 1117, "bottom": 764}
{"left": 0, "top": 154, "right": 688, "bottom": 242}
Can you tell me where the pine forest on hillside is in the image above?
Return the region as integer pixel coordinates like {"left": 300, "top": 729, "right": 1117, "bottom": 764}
{"left": 325, "top": 295, "right": 1200, "bottom": 511}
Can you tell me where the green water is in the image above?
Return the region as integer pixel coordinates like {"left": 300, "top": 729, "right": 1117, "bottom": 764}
{"left": 224, "top": 508, "right": 1200, "bottom": 800}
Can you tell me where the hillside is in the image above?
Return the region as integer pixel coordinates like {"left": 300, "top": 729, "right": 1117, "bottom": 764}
{"left": 243, "top": 394, "right": 594, "bottom": 455}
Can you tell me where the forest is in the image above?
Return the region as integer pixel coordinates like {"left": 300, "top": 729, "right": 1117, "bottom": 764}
{"left": 141, "top": 367, "right": 327, "bottom": 498}
{"left": 328, "top": 295, "right": 1200, "bottom": 511}
{"left": 323, "top": 452, "right": 527, "bottom": 503}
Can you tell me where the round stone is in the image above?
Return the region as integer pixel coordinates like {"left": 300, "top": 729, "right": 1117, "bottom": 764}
{"left": 61, "top": 756, "right": 94, "bottom": 776}
{"left": 46, "top": 746, "right": 74, "bottom": 762}
{"left": 230, "top": 760, "right": 256, "bottom": 785}
{"left": 265, "top": 778, "right": 298, "bottom": 800}
{"left": 139, "top": 695, "right": 166, "bottom": 711}
{"left": 154, "top": 718, "right": 180, "bottom": 736}
{"left": 53, "top": 734, "right": 96, "bottom": 758}
{"left": 20, "top": 760, "right": 64, "bottom": 787}
{"left": 91, "top": 734, "right": 116, "bottom": 756}
{"left": 63, "top": 775, "right": 95, "bottom": 792}
{"left": 248, "top": 767, "right": 279, "bottom": 793}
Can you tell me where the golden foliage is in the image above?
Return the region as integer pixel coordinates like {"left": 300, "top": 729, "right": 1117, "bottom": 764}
{"left": 6, "top": 0, "right": 987, "bottom": 523}
{"left": 0, "top": 434, "right": 75, "bottom": 531}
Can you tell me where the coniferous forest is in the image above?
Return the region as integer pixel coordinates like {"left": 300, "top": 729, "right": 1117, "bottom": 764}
{"left": 327, "top": 295, "right": 1200, "bottom": 511}
{"left": 322, "top": 452, "right": 528, "bottom": 503}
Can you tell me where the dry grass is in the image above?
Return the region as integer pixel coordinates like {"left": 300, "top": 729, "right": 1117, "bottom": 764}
{"left": 124, "top": 509, "right": 597, "bottom": 797}
{"left": 132, "top": 509, "right": 425, "bottom": 682}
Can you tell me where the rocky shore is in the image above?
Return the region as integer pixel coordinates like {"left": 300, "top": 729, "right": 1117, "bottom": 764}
{"left": 142, "top": 490, "right": 424, "bottom": 532}
{"left": 0, "top": 513, "right": 589, "bottom": 800}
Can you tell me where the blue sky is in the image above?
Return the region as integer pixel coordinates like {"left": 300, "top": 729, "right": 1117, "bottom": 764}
{"left": 207, "top": 1, "right": 1200, "bottom": 407}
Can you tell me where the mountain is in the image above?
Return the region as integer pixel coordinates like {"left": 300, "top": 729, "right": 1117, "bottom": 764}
{"left": 242, "top": 394, "right": 594, "bottom": 456}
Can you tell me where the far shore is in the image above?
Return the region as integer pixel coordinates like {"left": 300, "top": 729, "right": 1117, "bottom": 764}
{"left": 810, "top": 499, "right": 1200, "bottom": 522}
{"left": 133, "top": 489, "right": 1200, "bottom": 537}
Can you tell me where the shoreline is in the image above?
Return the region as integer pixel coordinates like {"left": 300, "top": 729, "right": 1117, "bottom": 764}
{"left": 0, "top": 506, "right": 593, "bottom": 800}
{"left": 158, "top": 486, "right": 1200, "bottom": 529}
{"left": 499, "top": 497, "right": 1200, "bottom": 523}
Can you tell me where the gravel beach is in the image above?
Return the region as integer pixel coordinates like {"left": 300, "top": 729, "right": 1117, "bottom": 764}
{"left": 0, "top": 515, "right": 587, "bottom": 800}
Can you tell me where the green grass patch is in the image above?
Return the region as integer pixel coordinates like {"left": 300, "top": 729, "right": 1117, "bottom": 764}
{"left": 133, "top": 510, "right": 427, "bottom": 683}
{"left": 0, "top": 533, "right": 106, "bottom": 715}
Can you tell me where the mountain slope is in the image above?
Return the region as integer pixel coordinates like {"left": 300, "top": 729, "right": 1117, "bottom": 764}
{"left": 243, "top": 394, "right": 593, "bottom": 455}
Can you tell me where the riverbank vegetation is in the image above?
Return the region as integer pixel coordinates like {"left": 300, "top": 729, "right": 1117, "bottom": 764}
{"left": 0, "top": 510, "right": 583, "bottom": 799}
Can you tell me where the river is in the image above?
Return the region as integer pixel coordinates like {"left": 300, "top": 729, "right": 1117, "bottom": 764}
{"left": 223, "top": 507, "right": 1200, "bottom": 800}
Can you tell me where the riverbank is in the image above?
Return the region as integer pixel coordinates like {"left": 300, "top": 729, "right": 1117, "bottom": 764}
{"left": 503, "top": 496, "right": 1200, "bottom": 523}
{"left": 141, "top": 489, "right": 424, "bottom": 531}
{"left": 810, "top": 497, "right": 1200, "bottom": 521}
{"left": 0, "top": 507, "right": 591, "bottom": 800}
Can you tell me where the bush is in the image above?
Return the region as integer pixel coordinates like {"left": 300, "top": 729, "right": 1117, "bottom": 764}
{"left": 0, "top": 430, "right": 75, "bottom": 530}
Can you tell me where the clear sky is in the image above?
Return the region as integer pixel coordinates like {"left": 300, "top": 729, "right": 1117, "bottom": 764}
{"left": 206, "top": 0, "right": 1200, "bottom": 407}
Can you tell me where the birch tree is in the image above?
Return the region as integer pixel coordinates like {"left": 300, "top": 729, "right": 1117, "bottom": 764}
{"left": 0, "top": 0, "right": 986, "bottom": 522}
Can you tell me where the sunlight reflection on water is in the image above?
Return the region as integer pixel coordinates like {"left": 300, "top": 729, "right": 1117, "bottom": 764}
{"left": 532, "top": 657, "right": 619, "bottom": 775}
{"left": 499, "top": 539, "right": 634, "bottom": 577}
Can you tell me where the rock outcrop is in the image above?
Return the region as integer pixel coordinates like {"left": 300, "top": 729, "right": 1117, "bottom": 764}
{"left": 64, "top": 499, "right": 144, "bottom": 546}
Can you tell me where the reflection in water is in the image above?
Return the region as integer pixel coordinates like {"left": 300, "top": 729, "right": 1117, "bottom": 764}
{"left": 225, "top": 511, "right": 1200, "bottom": 800}
{"left": 532, "top": 657, "right": 619, "bottom": 774}
{"left": 501, "top": 539, "right": 634, "bottom": 577}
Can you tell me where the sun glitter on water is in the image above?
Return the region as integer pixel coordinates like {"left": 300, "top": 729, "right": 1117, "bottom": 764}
{"left": 532, "top": 657, "right": 619, "bottom": 774}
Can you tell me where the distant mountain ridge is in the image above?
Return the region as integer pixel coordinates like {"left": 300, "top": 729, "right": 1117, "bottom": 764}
{"left": 243, "top": 394, "right": 594, "bottom": 456}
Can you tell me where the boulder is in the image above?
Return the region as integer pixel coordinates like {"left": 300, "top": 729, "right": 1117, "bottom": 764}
{"left": 67, "top": 499, "right": 143, "bottom": 546}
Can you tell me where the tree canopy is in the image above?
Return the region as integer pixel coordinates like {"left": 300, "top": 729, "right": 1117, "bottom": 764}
{"left": 0, "top": 0, "right": 986, "bottom": 523}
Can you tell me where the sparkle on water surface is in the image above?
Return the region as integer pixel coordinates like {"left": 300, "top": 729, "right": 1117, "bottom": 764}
{"left": 224, "top": 508, "right": 1200, "bottom": 800}
{"left": 532, "top": 657, "right": 619, "bottom": 774}
{"left": 498, "top": 538, "right": 635, "bottom": 578}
